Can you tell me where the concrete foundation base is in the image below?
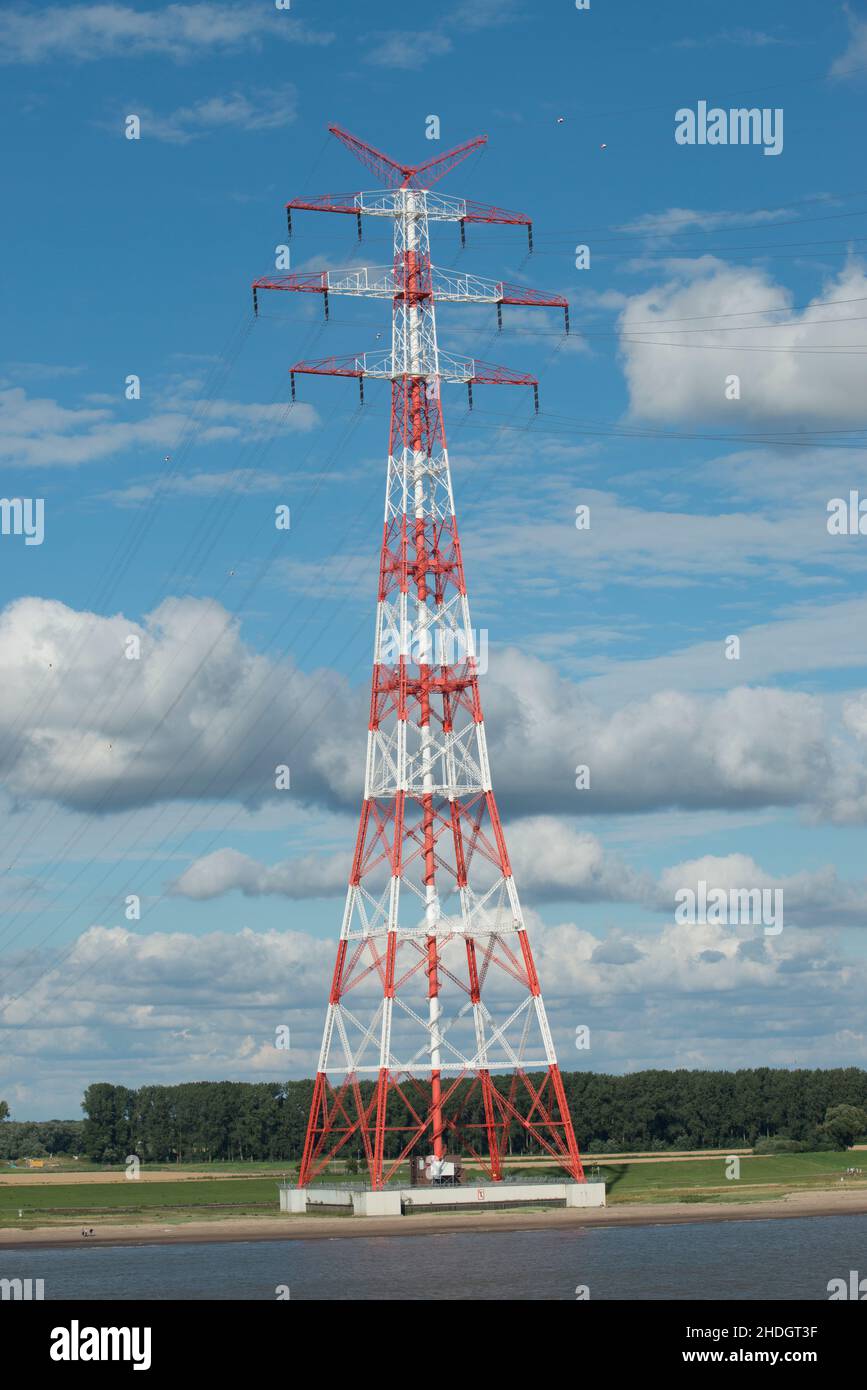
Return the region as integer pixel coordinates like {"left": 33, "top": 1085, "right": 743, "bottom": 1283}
{"left": 278, "top": 1187, "right": 309, "bottom": 1214}
{"left": 566, "top": 1182, "right": 607, "bottom": 1208}
{"left": 402, "top": 1181, "right": 606, "bottom": 1210}
{"left": 351, "top": 1190, "right": 403, "bottom": 1217}
{"left": 280, "top": 1180, "right": 607, "bottom": 1216}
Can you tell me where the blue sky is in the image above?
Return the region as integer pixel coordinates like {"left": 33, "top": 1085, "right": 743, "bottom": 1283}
{"left": 3, "top": 0, "right": 867, "bottom": 1117}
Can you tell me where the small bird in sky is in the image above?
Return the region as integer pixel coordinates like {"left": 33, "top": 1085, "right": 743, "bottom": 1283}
{"left": 556, "top": 116, "right": 566, "bottom": 125}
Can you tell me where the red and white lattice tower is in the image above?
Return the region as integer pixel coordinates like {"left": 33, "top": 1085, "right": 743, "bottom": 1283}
{"left": 253, "top": 126, "right": 584, "bottom": 1189}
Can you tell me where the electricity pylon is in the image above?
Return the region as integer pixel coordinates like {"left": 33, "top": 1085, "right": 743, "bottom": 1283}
{"left": 253, "top": 126, "right": 584, "bottom": 1189}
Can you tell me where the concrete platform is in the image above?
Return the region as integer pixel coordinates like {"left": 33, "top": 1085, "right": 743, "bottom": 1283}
{"left": 280, "top": 1181, "right": 606, "bottom": 1217}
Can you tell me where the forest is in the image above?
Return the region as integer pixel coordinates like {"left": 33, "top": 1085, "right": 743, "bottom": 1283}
{"left": 3, "top": 1067, "right": 865, "bottom": 1164}
{"left": 2, "top": 1069, "right": 865, "bottom": 1163}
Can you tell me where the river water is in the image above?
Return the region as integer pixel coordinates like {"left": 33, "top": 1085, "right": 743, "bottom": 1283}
{"left": 2, "top": 1213, "right": 865, "bottom": 1300}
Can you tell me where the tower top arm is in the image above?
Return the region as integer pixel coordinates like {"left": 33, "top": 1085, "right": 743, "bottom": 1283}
{"left": 328, "top": 124, "right": 487, "bottom": 189}
{"left": 285, "top": 125, "right": 533, "bottom": 247}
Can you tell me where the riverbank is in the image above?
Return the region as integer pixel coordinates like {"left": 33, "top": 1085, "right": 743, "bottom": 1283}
{"left": 3, "top": 1186, "right": 867, "bottom": 1250}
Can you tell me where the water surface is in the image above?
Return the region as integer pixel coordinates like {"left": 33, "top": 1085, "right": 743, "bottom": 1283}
{"left": 3, "top": 1213, "right": 865, "bottom": 1299}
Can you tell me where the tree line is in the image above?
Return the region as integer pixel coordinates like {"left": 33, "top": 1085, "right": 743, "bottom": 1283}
{"left": 0, "top": 1119, "right": 84, "bottom": 1161}
{"left": 3, "top": 1069, "right": 865, "bottom": 1164}
{"left": 56, "top": 1068, "right": 867, "bottom": 1163}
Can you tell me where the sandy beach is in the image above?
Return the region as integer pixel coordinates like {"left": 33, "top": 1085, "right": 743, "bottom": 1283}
{"left": 2, "top": 1187, "right": 866, "bottom": 1250}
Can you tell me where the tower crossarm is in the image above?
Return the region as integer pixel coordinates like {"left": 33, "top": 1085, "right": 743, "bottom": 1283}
{"left": 254, "top": 267, "right": 569, "bottom": 331}
{"left": 430, "top": 269, "right": 569, "bottom": 332}
{"left": 252, "top": 267, "right": 399, "bottom": 318}
{"left": 285, "top": 191, "right": 368, "bottom": 242}
{"left": 460, "top": 199, "right": 531, "bottom": 227}
{"left": 285, "top": 191, "right": 534, "bottom": 249}
{"left": 287, "top": 192, "right": 361, "bottom": 215}
{"left": 458, "top": 199, "right": 534, "bottom": 252}
{"left": 288, "top": 351, "right": 540, "bottom": 410}
{"left": 462, "top": 358, "right": 540, "bottom": 411}
{"left": 288, "top": 351, "right": 389, "bottom": 408}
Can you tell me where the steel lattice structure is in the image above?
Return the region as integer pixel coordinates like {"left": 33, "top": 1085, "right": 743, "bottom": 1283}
{"left": 253, "top": 126, "right": 584, "bottom": 1189}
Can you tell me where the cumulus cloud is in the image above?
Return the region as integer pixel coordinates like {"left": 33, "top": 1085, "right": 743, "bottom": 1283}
{"left": 2, "top": 597, "right": 865, "bottom": 823}
{"left": 0, "top": 595, "right": 360, "bottom": 814}
{"left": 483, "top": 654, "right": 832, "bottom": 816}
{"left": 169, "top": 838, "right": 867, "bottom": 931}
{"left": 4, "top": 915, "right": 865, "bottom": 1114}
{"left": 0, "top": 924, "right": 335, "bottom": 1110}
{"left": 655, "top": 853, "right": 867, "bottom": 928}
{"left": 172, "top": 846, "right": 350, "bottom": 900}
{"left": 171, "top": 817, "right": 648, "bottom": 905}
{"left": 617, "top": 258, "right": 867, "bottom": 425}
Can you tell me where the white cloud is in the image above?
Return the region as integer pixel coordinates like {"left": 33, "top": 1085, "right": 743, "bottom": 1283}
{"left": 102, "top": 469, "right": 287, "bottom": 507}
{"left": 128, "top": 86, "right": 298, "bottom": 144}
{"left": 483, "top": 653, "right": 832, "bottom": 817}
{"left": 0, "top": 595, "right": 359, "bottom": 814}
{"left": 617, "top": 258, "right": 867, "bottom": 425}
{"left": 363, "top": 0, "right": 517, "bottom": 70}
{"left": 450, "top": 0, "right": 521, "bottom": 31}
{"left": 364, "top": 31, "right": 452, "bottom": 69}
{"left": 0, "top": 385, "right": 316, "bottom": 469}
{"left": 170, "top": 838, "right": 867, "bottom": 930}
{"left": 578, "top": 599, "right": 867, "bottom": 702}
{"left": 171, "top": 817, "right": 647, "bottom": 906}
{"left": 830, "top": 13, "right": 867, "bottom": 78}
{"left": 172, "top": 846, "right": 350, "bottom": 900}
{"left": 2, "top": 597, "right": 866, "bottom": 822}
{"left": 655, "top": 852, "right": 867, "bottom": 928}
{"left": 0, "top": 5, "right": 332, "bottom": 64}
{"left": 462, "top": 485, "right": 852, "bottom": 602}
{"left": 3, "top": 915, "right": 865, "bottom": 1115}
{"left": 496, "top": 816, "right": 648, "bottom": 901}
{"left": 620, "top": 204, "right": 801, "bottom": 238}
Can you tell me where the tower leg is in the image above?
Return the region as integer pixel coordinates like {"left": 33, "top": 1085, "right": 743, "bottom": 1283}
{"left": 298, "top": 1072, "right": 325, "bottom": 1187}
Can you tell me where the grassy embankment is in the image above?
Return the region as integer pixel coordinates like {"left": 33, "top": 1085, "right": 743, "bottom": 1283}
{"left": 2, "top": 1150, "right": 864, "bottom": 1230}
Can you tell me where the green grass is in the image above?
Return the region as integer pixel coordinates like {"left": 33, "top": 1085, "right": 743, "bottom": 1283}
{"left": 597, "top": 1151, "right": 862, "bottom": 1203}
{"left": 2, "top": 1150, "right": 863, "bottom": 1227}
{"left": 0, "top": 1177, "right": 281, "bottom": 1226}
